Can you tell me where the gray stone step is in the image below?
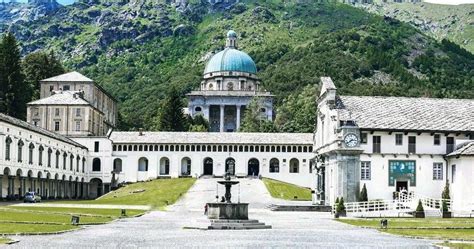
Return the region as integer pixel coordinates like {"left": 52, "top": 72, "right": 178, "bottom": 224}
{"left": 209, "top": 219, "right": 259, "bottom": 224}
{"left": 208, "top": 224, "right": 272, "bottom": 230}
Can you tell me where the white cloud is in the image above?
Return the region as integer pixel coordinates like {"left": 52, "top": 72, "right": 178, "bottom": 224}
{"left": 424, "top": 0, "right": 474, "bottom": 5}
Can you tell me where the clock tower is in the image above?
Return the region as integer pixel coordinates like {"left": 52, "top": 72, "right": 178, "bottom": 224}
{"left": 333, "top": 121, "right": 364, "bottom": 203}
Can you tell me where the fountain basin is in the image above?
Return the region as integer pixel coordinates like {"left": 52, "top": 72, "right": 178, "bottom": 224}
{"left": 207, "top": 203, "right": 249, "bottom": 220}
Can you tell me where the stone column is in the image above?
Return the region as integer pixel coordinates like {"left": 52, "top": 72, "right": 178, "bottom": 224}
{"left": 0, "top": 175, "right": 3, "bottom": 199}
{"left": 11, "top": 177, "right": 15, "bottom": 199}
{"left": 236, "top": 105, "right": 241, "bottom": 131}
{"left": 220, "top": 105, "right": 225, "bottom": 132}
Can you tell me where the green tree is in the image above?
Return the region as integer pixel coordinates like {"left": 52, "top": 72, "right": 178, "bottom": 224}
{"left": 240, "top": 97, "right": 278, "bottom": 133}
{"left": 336, "top": 197, "right": 345, "bottom": 214}
{"left": 0, "top": 33, "right": 29, "bottom": 119}
{"left": 188, "top": 113, "right": 209, "bottom": 132}
{"left": 359, "top": 183, "right": 368, "bottom": 202}
{"left": 153, "top": 86, "right": 188, "bottom": 131}
{"left": 23, "top": 51, "right": 65, "bottom": 100}
{"left": 275, "top": 85, "right": 317, "bottom": 133}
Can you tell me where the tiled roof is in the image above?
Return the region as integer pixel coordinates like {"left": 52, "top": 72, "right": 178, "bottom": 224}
{"left": 41, "top": 71, "right": 93, "bottom": 82}
{"left": 337, "top": 96, "right": 474, "bottom": 132}
{"left": 109, "top": 132, "right": 313, "bottom": 145}
{"left": 0, "top": 113, "right": 87, "bottom": 149}
{"left": 447, "top": 141, "right": 474, "bottom": 157}
{"left": 28, "top": 91, "right": 90, "bottom": 105}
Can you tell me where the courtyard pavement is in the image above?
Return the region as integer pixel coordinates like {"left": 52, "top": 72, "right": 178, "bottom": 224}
{"left": 6, "top": 178, "right": 435, "bottom": 248}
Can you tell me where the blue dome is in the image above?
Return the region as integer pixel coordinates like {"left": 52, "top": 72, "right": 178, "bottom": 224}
{"left": 204, "top": 48, "right": 257, "bottom": 74}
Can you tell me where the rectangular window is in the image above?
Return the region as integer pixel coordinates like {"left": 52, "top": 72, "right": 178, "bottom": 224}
{"left": 361, "top": 161, "right": 371, "bottom": 180}
{"left": 360, "top": 133, "right": 368, "bottom": 144}
{"left": 447, "top": 137, "right": 455, "bottom": 154}
{"left": 49, "top": 85, "right": 54, "bottom": 92}
{"left": 54, "top": 121, "right": 60, "bottom": 131}
{"left": 395, "top": 134, "right": 403, "bottom": 146}
{"left": 434, "top": 134, "right": 441, "bottom": 146}
{"left": 372, "top": 136, "right": 381, "bottom": 153}
{"left": 63, "top": 85, "right": 70, "bottom": 91}
{"left": 408, "top": 136, "right": 416, "bottom": 154}
{"left": 76, "top": 108, "right": 81, "bottom": 117}
{"left": 55, "top": 108, "right": 60, "bottom": 116}
{"left": 433, "top": 163, "right": 443, "bottom": 180}
{"left": 33, "top": 121, "right": 38, "bottom": 126}
{"left": 94, "top": 141, "right": 99, "bottom": 152}
{"left": 75, "top": 121, "right": 81, "bottom": 132}
{"left": 451, "top": 165, "right": 456, "bottom": 183}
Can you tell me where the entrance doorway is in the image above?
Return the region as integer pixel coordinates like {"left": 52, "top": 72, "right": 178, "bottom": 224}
{"left": 225, "top": 158, "right": 235, "bottom": 175}
{"left": 396, "top": 180, "right": 408, "bottom": 192}
{"left": 248, "top": 158, "right": 259, "bottom": 176}
{"left": 203, "top": 158, "right": 213, "bottom": 175}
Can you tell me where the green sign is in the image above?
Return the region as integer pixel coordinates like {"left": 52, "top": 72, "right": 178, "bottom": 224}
{"left": 388, "top": 160, "right": 416, "bottom": 186}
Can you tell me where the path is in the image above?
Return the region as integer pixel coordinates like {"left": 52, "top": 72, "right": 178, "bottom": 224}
{"left": 6, "top": 178, "right": 435, "bottom": 248}
{"left": 11, "top": 203, "right": 151, "bottom": 210}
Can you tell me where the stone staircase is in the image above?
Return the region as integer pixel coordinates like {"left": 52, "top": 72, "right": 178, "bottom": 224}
{"left": 208, "top": 219, "right": 272, "bottom": 230}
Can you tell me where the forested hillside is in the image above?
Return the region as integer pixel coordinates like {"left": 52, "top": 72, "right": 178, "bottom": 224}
{"left": 2, "top": 0, "right": 473, "bottom": 131}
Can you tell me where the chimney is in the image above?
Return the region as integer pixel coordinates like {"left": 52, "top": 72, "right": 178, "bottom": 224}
{"left": 138, "top": 128, "right": 144, "bottom": 136}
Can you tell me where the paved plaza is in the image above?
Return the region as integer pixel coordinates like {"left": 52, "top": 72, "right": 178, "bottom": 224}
{"left": 7, "top": 179, "right": 435, "bottom": 248}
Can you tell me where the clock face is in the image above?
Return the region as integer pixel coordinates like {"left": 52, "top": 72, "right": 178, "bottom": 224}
{"left": 344, "top": 133, "right": 359, "bottom": 147}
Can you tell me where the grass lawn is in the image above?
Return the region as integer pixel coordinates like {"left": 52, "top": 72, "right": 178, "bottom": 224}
{"left": 437, "top": 242, "right": 474, "bottom": 249}
{"left": 338, "top": 218, "right": 474, "bottom": 240}
{"left": 0, "top": 237, "right": 12, "bottom": 244}
{"left": 0, "top": 178, "right": 195, "bottom": 236}
{"left": 262, "top": 178, "right": 312, "bottom": 201}
{"left": 59, "top": 178, "right": 196, "bottom": 210}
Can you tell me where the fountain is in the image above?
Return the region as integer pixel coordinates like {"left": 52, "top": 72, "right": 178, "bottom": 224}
{"left": 206, "top": 170, "right": 271, "bottom": 230}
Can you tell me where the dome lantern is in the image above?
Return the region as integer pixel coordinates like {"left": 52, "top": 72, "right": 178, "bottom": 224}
{"left": 226, "top": 30, "right": 237, "bottom": 48}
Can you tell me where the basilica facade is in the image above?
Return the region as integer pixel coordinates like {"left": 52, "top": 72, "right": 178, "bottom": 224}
{"left": 187, "top": 31, "right": 273, "bottom": 132}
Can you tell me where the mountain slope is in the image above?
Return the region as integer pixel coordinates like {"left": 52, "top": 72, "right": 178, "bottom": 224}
{"left": 2, "top": 1, "right": 474, "bottom": 130}
{"left": 357, "top": 2, "right": 474, "bottom": 53}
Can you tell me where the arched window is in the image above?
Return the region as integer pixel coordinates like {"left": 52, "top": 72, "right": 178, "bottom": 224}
{"left": 17, "top": 140, "right": 24, "bottom": 162}
{"left": 290, "top": 158, "right": 299, "bottom": 173}
{"left": 5, "top": 136, "right": 12, "bottom": 161}
{"left": 195, "top": 106, "right": 202, "bottom": 112}
{"left": 271, "top": 146, "right": 275, "bottom": 152}
{"left": 55, "top": 150, "right": 60, "bottom": 168}
{"left": 82, "top": 158, "right": 86, "bottom": 172}
{"left": 118, "top": 145, "right": 122, "bottom": 151}
{"left": 76, "top": 156, "right": 80, "bottom": 172}
{"left": 92, "top": 158, "right": 101, "bottom": 171}
{"left": 28, "top": 143, "right": 35, "bottom": 164}
{"left": 63, "top": 152, "right": 67, "bottom": 170}
{"left": 138, "top": 157, "right": 148, "bottom": 172}
{"left": 133, "top": 145, "right": 138, "bottom": 151}
{"left": 47, "top": 148, "right": 52, "bottom": 167}
{"left": 38, "top": 145, "right": 44, "bottom": 166}
{"left": 270, "top": 158, "right": 280, "bottom": 173}
{"left": 70, "top": 154, "right": 74, "bottom": 171}
{"left": 113, "top": 158, "right": 122, "bottom": 173}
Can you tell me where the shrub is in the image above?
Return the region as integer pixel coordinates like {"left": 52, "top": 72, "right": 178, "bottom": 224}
{"left": 442, "top": 183, "right": 450, "bottom": 200}
{"left": 335, "top": 197, "right": 339, "bottom": 204}
{"left": 359, "top": 184, "right": 368, "bottom": 202}
{"left": 336, "top": 197, "right": 346, "bottom": 213}
{"left": 416, "top": 200, "right": 424, "bottom": 213}
{"left": 442, "top": 200, "right": 449, "bottom": 213}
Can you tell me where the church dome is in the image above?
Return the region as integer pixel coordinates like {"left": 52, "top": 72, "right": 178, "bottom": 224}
{"left": 204, "top": 48, "right": 257, "bottom": 75}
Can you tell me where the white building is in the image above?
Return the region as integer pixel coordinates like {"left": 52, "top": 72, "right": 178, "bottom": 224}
{"left": 0, "top": 113, "right": 89, "bottom": 200}
{"left": 313, "top": 77, "right": 474, "bottom": 212}
{"left": 72, "top": 132, "right": 314, "bottom": 198}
